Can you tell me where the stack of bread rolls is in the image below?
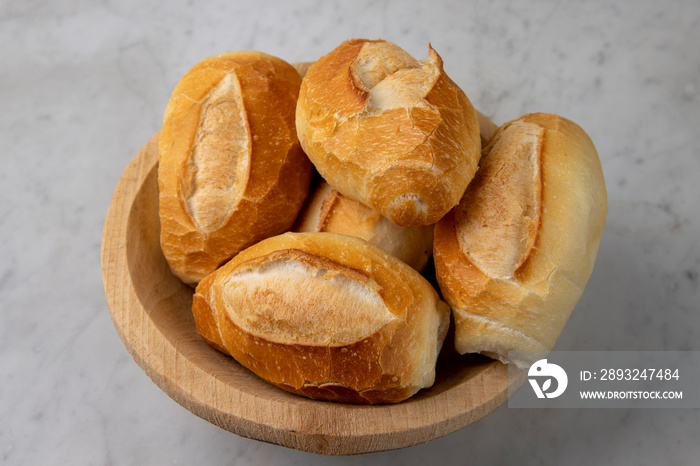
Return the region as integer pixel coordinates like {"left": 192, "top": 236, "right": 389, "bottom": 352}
{"left": 157, "top": 39, "right": 607, "bottom": 404}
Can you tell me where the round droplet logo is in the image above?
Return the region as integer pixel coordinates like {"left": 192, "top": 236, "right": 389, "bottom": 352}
{"left": 528, "top": 359, "right": 568, "bottom": 399}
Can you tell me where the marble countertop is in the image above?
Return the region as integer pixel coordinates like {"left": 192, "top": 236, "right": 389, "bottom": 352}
{"left": 2, "top": 0, "right": 698, "bottom": 464}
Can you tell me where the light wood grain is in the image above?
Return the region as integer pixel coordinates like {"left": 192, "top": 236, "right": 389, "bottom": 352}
{"left": 101, "top": 134, "right": 524, "bottom": 455}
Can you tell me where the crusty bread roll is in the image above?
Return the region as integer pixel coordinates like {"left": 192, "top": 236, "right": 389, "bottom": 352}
{"left": 192, "top": 232, "right": 450, "bottom": 404}
{"left": 295, "top": 39, "right": 481, "bottom": 227}
{"left": 293, "top": 179, "right": 434, "bottom": 272}
{"left": 433, "top": 113, "right": 607, "bottom": 368}
{"left": 158, "top": 51, "right": 313, "bottom": 285}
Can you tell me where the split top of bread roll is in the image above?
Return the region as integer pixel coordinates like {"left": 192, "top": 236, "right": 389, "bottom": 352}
{"left": 158, "top": 51, "right": 312, "bottom": 285}
{"left": 434, "top": 113, "right": 607, "bottom": 368}
{"left": 296, "top": 39, "right": 481, "bottom": 227}
{"left": 193, "top": 232, "right": 450, "bottom": 404}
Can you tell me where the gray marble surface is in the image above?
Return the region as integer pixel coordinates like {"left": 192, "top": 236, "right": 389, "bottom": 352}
{"left": 1, "top": 0, "right": 699, "bottom": 464}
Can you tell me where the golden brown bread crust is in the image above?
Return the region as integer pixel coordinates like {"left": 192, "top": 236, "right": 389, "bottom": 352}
{"left": 158, "top": 51, "right": 313, "bottom": 285}
{"left": 192, "top": 232, "right": 450, "bottom": 404}
{"left": 295, "top": 39, "right": 481, "bottom": 227}
{"left": 434, "top": 113, "right": 607, "bottom": 368}
{"left": 293, "top": 179, "right": 434, "bottom": 272}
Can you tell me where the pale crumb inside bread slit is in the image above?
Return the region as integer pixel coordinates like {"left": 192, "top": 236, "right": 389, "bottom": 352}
{"left": 455, "top": 120, "right": 544, "bottom": 279}
{"left": 221, "top": 254, "right": 394, "bottom": 346}
{"left": 354, "top": 42, "right": 438, "bottom": 114}
{"left": 185, "top": 72, "right": 251, "bottom": 233}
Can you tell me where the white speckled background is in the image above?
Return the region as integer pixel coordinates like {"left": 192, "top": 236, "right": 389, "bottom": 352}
{"left": 1, "top": 0, "right": 699, "bottom": 464}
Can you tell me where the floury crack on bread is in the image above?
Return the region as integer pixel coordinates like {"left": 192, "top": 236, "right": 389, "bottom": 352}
{"left": 295, "top": 39, "right": 481, "bottom": 227}
{"left": 192, "top": 232, "right": 451, "bottom": 404}
{"left": 433, "top": 113, "right": 607, "bottom": 368}
{"left": 158, "top": 51, "right": 313, "bottom": 286}
{"left": 294, "top": 58, "right": 497, "bottom": 147}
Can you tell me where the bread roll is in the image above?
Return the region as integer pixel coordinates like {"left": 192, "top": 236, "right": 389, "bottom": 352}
{"left": 295, "top": 39, "right": 481, "bottom": 227}
{"left": 158, "top": 51, "right": 313, "bottom": 285}
{"left": 293, "top": 179, "right": 434, "bottom": 272}
{"left": 192, "top": 232, "right": 450, "bottom": 404}
{"left": 433, "top": 113, "right": 607, "bottom": 368}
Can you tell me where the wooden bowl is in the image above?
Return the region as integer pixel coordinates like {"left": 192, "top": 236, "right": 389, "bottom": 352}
{"left": 101, "top": 134, "right": 523, "bottom": 455}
